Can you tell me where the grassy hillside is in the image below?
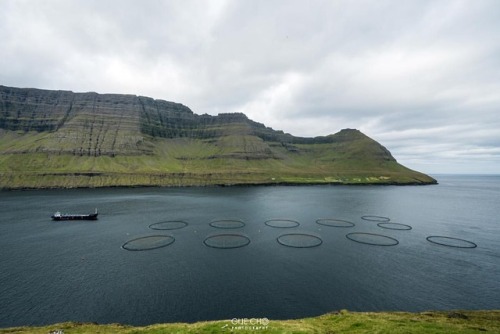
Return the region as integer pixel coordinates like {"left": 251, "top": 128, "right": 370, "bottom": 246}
{"left": 0, "top": 85, "right": 437, "bottom": 188}
{"left": 1, "top": 310, "right": 499, "bottom": 333}
{"left": 0, "top": 131, "right": 435, "bottom": 188}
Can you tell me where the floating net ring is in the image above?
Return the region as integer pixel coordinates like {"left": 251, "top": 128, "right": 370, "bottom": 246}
{"left": 203, "top": 234, "right": 250, "bottom": 249}
{"left": 346, "top": 232, "right": 399, "bottom": 246}
{"left": 426, "top": 236, "right": 477, "bottom": 249}
{"left": 265, "top": 219, "right": 300, "bottom": 228}
{"left": 122, "top": 235, "right": 175, "bottom": 251}
{"left": 277, "top": 233, "right": 323, "bottom": 248}
{"left": 316, "top": 219, "right": 355, "bottom": 228}
{"left": 149, "top": 220, "right": 188, "bottom": 230}
{"left": 361, "top": 215, "right": 391, "bottom": 222}
{"left": 377, "top": 222, "right": 412, "bottom": 230}
{"left": 209, "top": 219, "right": 246, "bottom": 229}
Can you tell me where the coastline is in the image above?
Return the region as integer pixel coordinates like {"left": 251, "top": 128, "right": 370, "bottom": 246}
{"left": 0, "top": 181, "right": 438, "bottom": 191}
{"left": 0, "top": 173, "right": 438, "bottom": 191}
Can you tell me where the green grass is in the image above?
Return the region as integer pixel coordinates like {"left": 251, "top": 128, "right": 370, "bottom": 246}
{"left": 1, "top": 310, "right": 498, "bottom": 333}
{"left": 0, "top": 130, "right": 437, "bottom": 189}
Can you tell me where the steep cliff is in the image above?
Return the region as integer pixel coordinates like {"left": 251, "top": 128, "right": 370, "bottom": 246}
{"left": 0, "top": 85, "right": 436, "bottom": 188}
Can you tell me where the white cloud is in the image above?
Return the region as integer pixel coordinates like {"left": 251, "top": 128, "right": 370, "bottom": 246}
{"left": 0, "top": 0, "right": 499, "bottom": 174}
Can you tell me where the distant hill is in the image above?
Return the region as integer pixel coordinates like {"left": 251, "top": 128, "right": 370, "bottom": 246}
{"left": 0, "top": 85, "right": 436, "bottom": 188}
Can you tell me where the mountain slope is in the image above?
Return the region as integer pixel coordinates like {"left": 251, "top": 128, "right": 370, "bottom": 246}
{"left": 0, "top": 85, "right": 436, "bottom": 188}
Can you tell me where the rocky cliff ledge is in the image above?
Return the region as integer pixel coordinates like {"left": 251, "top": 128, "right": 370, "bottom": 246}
{"left": 0, "top": 85, "right": 437, "bottom": 188}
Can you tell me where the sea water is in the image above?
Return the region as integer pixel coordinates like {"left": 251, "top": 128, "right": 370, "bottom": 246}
{"left": 0, "top": 175, "right": 499, "bottom": 327}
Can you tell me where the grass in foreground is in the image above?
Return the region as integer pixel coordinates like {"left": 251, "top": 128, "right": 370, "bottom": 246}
{"left": 1, "top": 310, "right": 499, "bottom": 334}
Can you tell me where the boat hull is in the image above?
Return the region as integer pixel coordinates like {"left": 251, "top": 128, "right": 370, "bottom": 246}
{"left": 51, "top": 213, "right": 98, "bottom": 221}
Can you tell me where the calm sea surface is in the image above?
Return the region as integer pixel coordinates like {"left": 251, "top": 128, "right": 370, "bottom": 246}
{"left": 0, "top": 175, "right": 499, "bottom": 327}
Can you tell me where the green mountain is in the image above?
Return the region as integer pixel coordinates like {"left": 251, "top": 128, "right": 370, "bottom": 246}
{"left": 0, "top": 85, "right": 436, "bottom": 188}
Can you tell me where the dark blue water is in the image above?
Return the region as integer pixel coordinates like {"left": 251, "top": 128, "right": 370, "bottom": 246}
{"left": 0, "top": 175, "right": 499, "bottom": 327}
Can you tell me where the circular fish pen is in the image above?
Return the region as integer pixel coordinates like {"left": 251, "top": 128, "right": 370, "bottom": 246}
{"left": 361, "top": 215, "right": 391, "bottom": 222}
{"left": 264, "top": 219, "right": 300, "bottom": 228}
{"left": 203, "top": 234, "right": 251, "bottom": 249}
{"left": 277, "top": 233, "right": 323, "bottom": 248}
{"left": 377, "top": 222, "right": 412, "bottom": 230}
{"left": 346, "top": 232, "right": 399, "bottom": 246}
{"left": 149, "top": 220, "right": 188, "bottom": 230}
{"left": 426, "top": 236, "right": 477, "bottom": 249}
{"left": 316, "top": 219, "right": 355, "bottom": 228}
{"left": 122, "top": 235, "right": 175, "bottom": 251}
{"left": 209, "top": 219, "right": 246, "bottom": 229}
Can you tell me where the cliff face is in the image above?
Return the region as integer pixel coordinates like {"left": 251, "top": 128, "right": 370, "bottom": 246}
{"left": 1, "top": 86, "right": 176, "bottom": 156}
{"left": 0, "top": 86, "right": 338, "bottom": 154}
{"left": 0, "top": 85, "right": 436, "bottom": 188}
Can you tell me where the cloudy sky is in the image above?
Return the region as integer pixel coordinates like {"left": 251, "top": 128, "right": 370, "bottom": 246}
{"left": 1, "top": 0, "right": 499, "bottom": 174}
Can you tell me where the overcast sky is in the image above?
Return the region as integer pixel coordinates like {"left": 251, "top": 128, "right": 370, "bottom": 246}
{"left": 1, "top": 0, "right": 499, "bottom": 174}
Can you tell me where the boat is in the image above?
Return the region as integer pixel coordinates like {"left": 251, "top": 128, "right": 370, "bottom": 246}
{"left": 51, "top": 208, "right": 98, "bottom": 221}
